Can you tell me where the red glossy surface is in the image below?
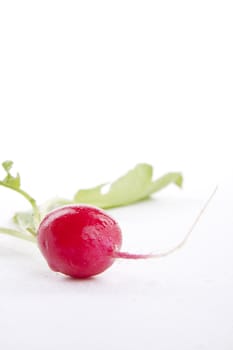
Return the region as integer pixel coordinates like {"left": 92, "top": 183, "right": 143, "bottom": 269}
{"left": 37, "top": 205, "right": 122, "bottom": 278}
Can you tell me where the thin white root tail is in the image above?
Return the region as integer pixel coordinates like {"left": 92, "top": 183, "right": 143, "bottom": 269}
{"left": 114, "top": 186, "right": 218, "bottom": 260}
{"left": 151, "top": 186, "right": 218, "bottom": 258}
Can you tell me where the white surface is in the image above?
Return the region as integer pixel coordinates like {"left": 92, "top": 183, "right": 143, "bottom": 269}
{"left": 0, "top": 0, "right": 233, "bottom": 349}
{"left": 0, "top": 190, "right": 232, "bottom": 350}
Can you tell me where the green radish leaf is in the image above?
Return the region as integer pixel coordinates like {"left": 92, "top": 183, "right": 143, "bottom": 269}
{"left": 73, "top": 184, "right": 106, "bottom": 206}
{"left": 2, "top": 160, "right": 14, "bottom": 172}
{"left": 144, "top": 172, "right": 183, "bottom": 197}
{"left": 0, "top": 160, "right": 41, "bottom": 233}
{"left": 74, "top": 163, "right": 183, "bottom": 209}
{"left": 1, "top": 160, "right": 21, "bottom": 189}
{"left": 13, "top": 211, "right": 36, "bottom": 234}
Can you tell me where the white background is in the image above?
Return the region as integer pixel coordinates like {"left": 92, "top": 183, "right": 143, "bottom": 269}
{"left": 0, "top": 1, "right": 232, "bottom": 349}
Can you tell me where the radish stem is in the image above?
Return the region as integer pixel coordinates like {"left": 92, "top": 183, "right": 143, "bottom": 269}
{"left": 0, "top": 181, "right": 41, "bottom": 230}
{"left": 0, "top": 227, "right": 37, "bottom": 243}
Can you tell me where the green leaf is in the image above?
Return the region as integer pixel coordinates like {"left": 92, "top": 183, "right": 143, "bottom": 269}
{"left": 74, "top": 163, "right": 183, "bottom": 209}
{"left": 1, "top": 160, "right": 21, "bottom": 189}
{"left": 144, "top": 172, "right": 183, "bottom": 197}
{"left": 13, "top": 211, "right": 36, "bottom": 234}
{"left": 0, "top": 160, "right": 41, "bottom": 230}
{"left": 2, "top": 160, "right": 13, "bottom": 172}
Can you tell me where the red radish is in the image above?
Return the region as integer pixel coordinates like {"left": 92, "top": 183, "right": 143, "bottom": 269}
{"left": 37, "top": 205, "right": 123, "bottom": 278}
{"left": 37, "top": 187, "right": 217, "bottom": 278}
{"left": 37, "top": 204, "right": 155, "bottom": 278}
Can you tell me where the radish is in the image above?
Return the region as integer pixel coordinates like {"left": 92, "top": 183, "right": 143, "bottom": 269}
{"left": 0, "top": 160, "right": 217, "bottom": 279}
{"left": 37, "top": 205, "right": 122, "bottom": 278}
{"left": 37, "top": 186, "right": 216, "bottom": 278}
